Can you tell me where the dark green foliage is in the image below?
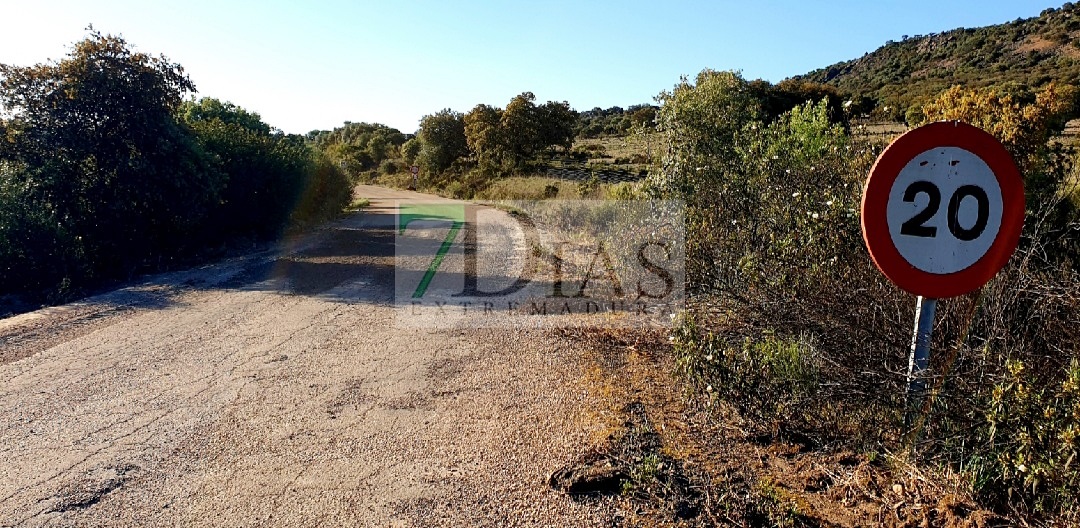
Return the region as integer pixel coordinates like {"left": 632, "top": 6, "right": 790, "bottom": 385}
{"left": 461, "top": 94, "right": 580, "bottom": 178}
{"left": 749, "top": 79, "right": 848, "bottom": 125}
{"left": 378, "top": 158, "right": 401, "bottom": 176}
{"left": 0, "top": 34, "right": 350, "bottom": 301}
{"left": 501, "top": 92, "right": 543, "bottom": 164}
{"left": 291, "top": 153, "right": 351, "bottom": 229}
{"left": 183, "top": 105, "right": 311, "bottom": 240}
{"left": 0, "top": 31, "right": 218, "bottom": 293}
{"left": 416, "top": 109, "right": 468, "bottom": 178}
{"left": 537, "top": 100, "right": 578, "bottom": 154}
{"left": 629, "top": 106, "right": 656, "bottom": 128}
{"left": 180, "top": 98, "right": 271, "bottom": 135}
{"left": 308, "top": 121, "right": 407, "bottom": 177}
{"left": 400, "top": 137, "right": 421, "bottom": 166}
{"left": 577, "top": 105, "right": 654, "bottom": 138}
{"left": 463, "top": 103, "right": 505, "bottom": 176}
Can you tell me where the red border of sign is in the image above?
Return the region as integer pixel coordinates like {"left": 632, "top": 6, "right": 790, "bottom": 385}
{"left": 861, "top": 121, "right": 1024, "bottom": 298}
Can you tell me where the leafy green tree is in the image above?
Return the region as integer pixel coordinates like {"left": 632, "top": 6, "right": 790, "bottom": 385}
{"left": 179, "top": 98, "right": 271, "bottom": 134}
{"left": 748, "top": 79, "right": 846, "bottom": 125}
{"left": 0, "top": 31, "right": 217, "bottom": 291}
{"left": 181, "top": 98, "right": 349, "bottom": 239}
{"left": 183, "top": 103, "right": 295, "bottom": 239}
{"left": 366, "top": 133, "right": 390, "bottom": 166}
{"left": 501, "top": 92, "right": 542, "bottom": 164}
{"left": 464, "top": 103, "right": 505, "bottom": 175}
{"left": 416, "top": 109, "right": 467, "bottom": 177}
{"left": 291, "top": 151, "right": 351, "bottom": 228}
{"left": 309, "top": 122, "right": 406, "bottom": 175}
{"left": 463, "top": 98, "right": 577, "bottom": 176}
{"left": 629, "top": 105, "right": 657, "bottom": 128}
{"left": 904, "top": 105, "right": 925, "bottom": 126}
{"left": 650, "top": 69, "right": 762, "bottom": 198}
{"left": 537, "top": 100, "right": 578, "bottom": 154}
{"left": 401, "top": 137, "right": 421, "bottom": 166}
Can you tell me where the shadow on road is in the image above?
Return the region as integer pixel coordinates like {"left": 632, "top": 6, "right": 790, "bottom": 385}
{"left": 210, "top": 210, "right": 400, "bottom": 303}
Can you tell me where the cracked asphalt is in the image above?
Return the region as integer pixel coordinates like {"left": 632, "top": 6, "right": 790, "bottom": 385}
{"left": 0, "top": 186, "right": 614, "bottom": 527}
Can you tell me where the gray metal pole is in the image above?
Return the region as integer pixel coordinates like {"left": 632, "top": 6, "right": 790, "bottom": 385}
{"left": 907, "top": 296, "right": 937, "bottom": 406}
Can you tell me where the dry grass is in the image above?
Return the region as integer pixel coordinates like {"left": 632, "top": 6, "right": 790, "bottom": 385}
{"left": 851, "top": 120, "right": 909, "bottom": 144}
{"left": 1059, "top": 118, "right": 1080, "bottom": 143}
{"left": 855, "top": 118, "right": 1080, "bottom": 146}
{"left": 558, "top": 326, "right": 1000, "bottom": 527}
{"left": 474, "top": 176, "right": 579, "bottom": 200}
{"left": 573, "top": 132, "right": 662, "bottom": 173}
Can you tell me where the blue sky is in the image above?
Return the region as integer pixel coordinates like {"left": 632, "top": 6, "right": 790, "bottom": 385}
{"left": 0, "top": 1, "right": 1061, "bottom": 134}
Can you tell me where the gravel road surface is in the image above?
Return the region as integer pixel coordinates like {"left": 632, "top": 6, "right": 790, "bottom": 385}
{"left": 0, "top": 186, "right": 613, "bottom": 527}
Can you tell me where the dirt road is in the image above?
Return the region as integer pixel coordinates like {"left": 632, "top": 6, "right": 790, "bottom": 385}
{"left": 0, "top": 186, "right": 613, "bottom": 527}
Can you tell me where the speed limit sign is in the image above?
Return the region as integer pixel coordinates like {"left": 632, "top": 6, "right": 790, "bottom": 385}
{"left": 862, "top": 121, "right": 1024, "bottom": 298}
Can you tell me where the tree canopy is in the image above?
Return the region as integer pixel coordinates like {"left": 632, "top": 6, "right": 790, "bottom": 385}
{"left": 0, "top": 32, "right": 350, "bottom": 299}
{"left": 0, "top": 31, "right": 215, "bottom": 289}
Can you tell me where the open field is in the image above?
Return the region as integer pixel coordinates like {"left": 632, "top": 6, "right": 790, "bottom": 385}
{"left": 571, "top": 133, "right": 660, "bottom": 175}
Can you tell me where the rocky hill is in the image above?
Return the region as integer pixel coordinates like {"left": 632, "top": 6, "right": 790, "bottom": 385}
{"left": 798, "top": 3, "right": 1080, "bottom": 120}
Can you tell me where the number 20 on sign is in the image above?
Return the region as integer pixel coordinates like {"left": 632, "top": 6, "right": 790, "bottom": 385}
{"left": 861, "top": 121, "right": 1024, "bottom": 416}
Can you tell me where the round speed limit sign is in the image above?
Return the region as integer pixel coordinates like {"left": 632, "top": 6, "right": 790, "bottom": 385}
{"left": 862, "top": 121, "right": 1024, "bottom": 298}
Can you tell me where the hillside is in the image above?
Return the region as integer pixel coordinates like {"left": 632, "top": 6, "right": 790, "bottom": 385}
{"left": 798, "top": 2, "right": 1080, "bottom": 120}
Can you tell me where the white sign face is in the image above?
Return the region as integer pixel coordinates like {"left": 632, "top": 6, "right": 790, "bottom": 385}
{"left": 885, "top": 147, "right": 1004, "bottom": 275}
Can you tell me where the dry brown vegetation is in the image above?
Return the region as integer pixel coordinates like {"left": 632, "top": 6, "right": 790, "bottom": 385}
{"left": 642, "top": 78, "right": 1079, "bottom": 526}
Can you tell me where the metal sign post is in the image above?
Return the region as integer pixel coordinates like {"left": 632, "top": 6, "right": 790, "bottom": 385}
{"left": 861, "top": 121, "right": 1024, "bottom": 442}
{"left": 906, "top": 296, "right": 937, "bottom": 419}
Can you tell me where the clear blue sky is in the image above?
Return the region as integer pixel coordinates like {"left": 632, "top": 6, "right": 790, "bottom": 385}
{"left": 0, "top": 1, "right": 1061, "bottom": 134}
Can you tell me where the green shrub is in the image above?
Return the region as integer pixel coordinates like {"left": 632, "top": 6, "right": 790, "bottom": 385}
{"left": 0, "top": 32, "right": 221, "bottom": 294}
{"left": 604, "top": 182, "right": 643, "bottom": 200}
{"left": 659, "top": 70, "right": 1080, "bottom": 522}
{"left": 672, "top": 315, "right": 820, "bottom": 425}
{"left": 971, "top": 358, "right": 1080, "bottom": 516}
{"left": 577, "top": 174, "right": 601, "bottom": 198}
{"left": 0, "top": 36, "right": 351, "bottom": 301}
{"left": 291, "top": 153, "right": 352, "bottom": 228}
{"left": 379, "top": 158, "right": 401, "bottom": 175}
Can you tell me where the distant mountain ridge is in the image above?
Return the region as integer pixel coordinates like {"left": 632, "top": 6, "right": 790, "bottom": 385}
{"left": 796, "top": 3, "right": 1080, "bottom": 120}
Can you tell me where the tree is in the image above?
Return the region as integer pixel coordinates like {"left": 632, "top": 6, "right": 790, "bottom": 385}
{"left": 0, "top": 30, "right": 217, "bottom": 290}
{"left": 748, "top": 79, "right": 846, "bottom": 125}
{"left": 179, "top": 98, "right": 271, "bottom": 134}
{"left": 537, "top": 100, "right": 578, "bottom": 154}
{"left": 464, "top": 104, "right": 505, "bottom": 175}
{"left": 401, "top": 137, "right": 421, "bottom": 166}
{"left": 501, "top": 92, "right": 541, "bottom": 164}
{"left": 651, "top": 69, "right": 762, "bottom": 197}
{"left": 416, "top": 109, "right": 467, "bottom": 177}
{"left": 648, "top": 70, "right": 768, "bottom": 291}
{"left": 629, "top": 105, "right": 657, "bottom": 128}
{"left": 308, "top": 122, "right": 406, "bottom": 174}
{"left": 181, "top": 98, "right": 311, "bottom": 240}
